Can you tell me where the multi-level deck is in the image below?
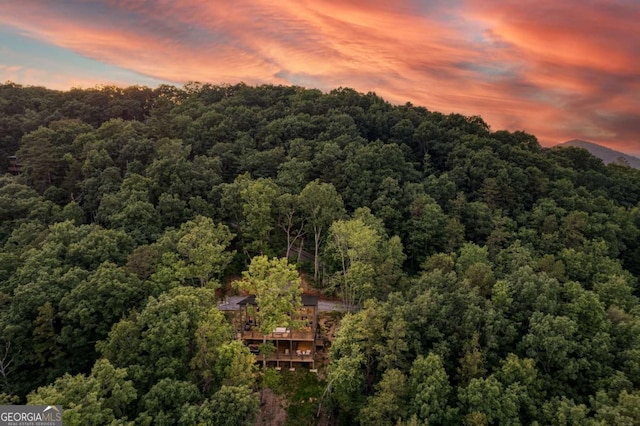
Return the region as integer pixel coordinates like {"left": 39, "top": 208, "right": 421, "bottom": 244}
{"left": 238, "top": 294, "right": 319, "bottom": 368}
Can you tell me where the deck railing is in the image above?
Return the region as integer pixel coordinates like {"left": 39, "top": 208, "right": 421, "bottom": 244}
{"left": 254, "top": 352, "right": 315, "bottom": 363}
{"left": 241, "top": 328, "right": 314, "bottom": 341}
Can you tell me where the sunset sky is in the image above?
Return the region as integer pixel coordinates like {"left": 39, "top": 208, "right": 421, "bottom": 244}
{"left": 1, "top": 1, "right": 639, "bottom": 154}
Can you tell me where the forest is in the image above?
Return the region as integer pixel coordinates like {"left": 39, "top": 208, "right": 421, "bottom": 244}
{"left": 1, "top": 81, "right": 640, "bottom": 425}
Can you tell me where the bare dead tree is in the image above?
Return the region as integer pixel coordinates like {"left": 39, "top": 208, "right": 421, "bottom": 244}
{"left": 0, "top": 340, "right": 15, "bottom": 392}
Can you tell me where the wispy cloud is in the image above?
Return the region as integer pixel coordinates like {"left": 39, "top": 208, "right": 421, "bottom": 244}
{"left": 0, "top": 0, "right": 638, "bottom": 153}
{"left": 464, "top": 0, "right": 640, "bottom": 152}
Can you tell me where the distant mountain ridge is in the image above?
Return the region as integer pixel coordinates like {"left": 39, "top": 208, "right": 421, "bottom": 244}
{"left": 557, "top": 139, "right": 640, "bottom": 169}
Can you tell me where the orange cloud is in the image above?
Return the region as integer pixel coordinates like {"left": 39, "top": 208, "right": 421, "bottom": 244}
{"left": 464, "top": 0, "right": 640, "bottom": 152}
{"left": 0, "top": 0, "right": 638, "bottom": 154}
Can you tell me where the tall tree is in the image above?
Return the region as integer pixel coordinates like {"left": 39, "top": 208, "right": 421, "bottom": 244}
{"left": 235, "top": 256, "right": 303, "bottom": 367}
{"left": 240, "top": 178, "right": 278, "bottom": 258}
{"left": 409, "top": 353, "right": 456, "bottom": 424}
{"left": 359, "top": 368, "right": 409, "bottom": 426}
{"left": 274, "top": 192, "right": 305, "bottom": 261}
{"left": 235, "top": 256, "right": 303, "bottom": 335}
{"left": 299, "top": 180, "right": 345, "bottom": 282}
{"left": 327, "top": 218, "right": 380, "bottom": 308}
{"left": 173, "top": 216, "right": 235, "bottom": 288}
{"left": 151, "top": 216, "right": 235, "bottom": 290}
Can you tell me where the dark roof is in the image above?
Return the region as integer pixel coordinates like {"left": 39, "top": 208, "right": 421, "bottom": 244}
{"left": 237, "top": 295, "right": 255, "bottom": 306}
{"left": 237, "top": 294, "right": 318, "bottom": 307}
{"left": 302, "top": 294, "right": 319, "bottom": 306}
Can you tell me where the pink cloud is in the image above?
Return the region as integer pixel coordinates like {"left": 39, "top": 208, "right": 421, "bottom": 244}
{"left": 1, "top": 0, "right": 638, "bottom": 154}
{"left": 464, "top": 0, "right": 640, "bottom": 151}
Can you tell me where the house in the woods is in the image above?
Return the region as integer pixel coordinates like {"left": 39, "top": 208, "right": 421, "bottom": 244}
{"left": 237, "top": 294, "right": 319, "bottom": 369}
{"left": 8, "top": 155, "right": 21, "bottom": 175}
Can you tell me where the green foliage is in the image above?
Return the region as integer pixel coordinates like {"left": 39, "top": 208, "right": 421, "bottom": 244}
{"left": 58, "top": 261, "right": 144, "bottom": 370}
{"left": 327, "top": 345, "right": 366, "bottom": 415}
{"left": 214, "top": 340, "right": 257, "bottom": 388}
{"left": 299, "top": 180, "right": 346, "bottom": 282}
{"left": 98, "top": 287, "right": 217, "bottom": 391}
{"left": 235, "top": 256, "right": 303, "bottom": 334}
{"left": 359, "top": 368, "right": 408, "bottom": 426}
{"left": 276, "top": 370, "right": 325, "bottom": 426}
{"left": 27, "top": 359, "right": 137, "bottom": 425}
{"left": 153, "top": 215, "right": 235, "bottom": 289}
{"left": 3, "top": 82, "right": 640, "bottom": 424}
{"left": 261, "top": 368, "right": 283, "bottom": 394}
{"left": 405, "top": 193, "right": 448, "bottom": 268}
{"left": 240, "top": 177, "right": 279, "bottom": 257}
{"left": 189, "top": 307, "right": 235, "bottom": 393}
{"left": 327, "top": 218, "right": 380, "bottom": 306}
{"left": 137, "top": 379, "right": 201, "bottom": 425}
{"left": 326, "top": 213, "right": 406, "bottom": 304}
{"left": 202, "top": 385, "right": 259, "bottom": 426}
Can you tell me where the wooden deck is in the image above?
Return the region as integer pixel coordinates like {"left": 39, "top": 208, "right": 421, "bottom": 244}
{"left": 247, "top": 340, "right": 315, "bottom": 366}
{"left": 256, "top": 353, "right": 315, "bottom": 363}
{"left": 241, "top": 328, "right": 314, "bottom": 341}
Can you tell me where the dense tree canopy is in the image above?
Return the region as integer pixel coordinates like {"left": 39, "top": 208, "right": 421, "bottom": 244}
{"left": 1, "top": 81, "right": 640, "bottom": 424}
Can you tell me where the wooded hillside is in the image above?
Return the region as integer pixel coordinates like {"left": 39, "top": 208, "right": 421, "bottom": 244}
{"left": 1, "top": 82, "right": 639, "bottom": 425}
